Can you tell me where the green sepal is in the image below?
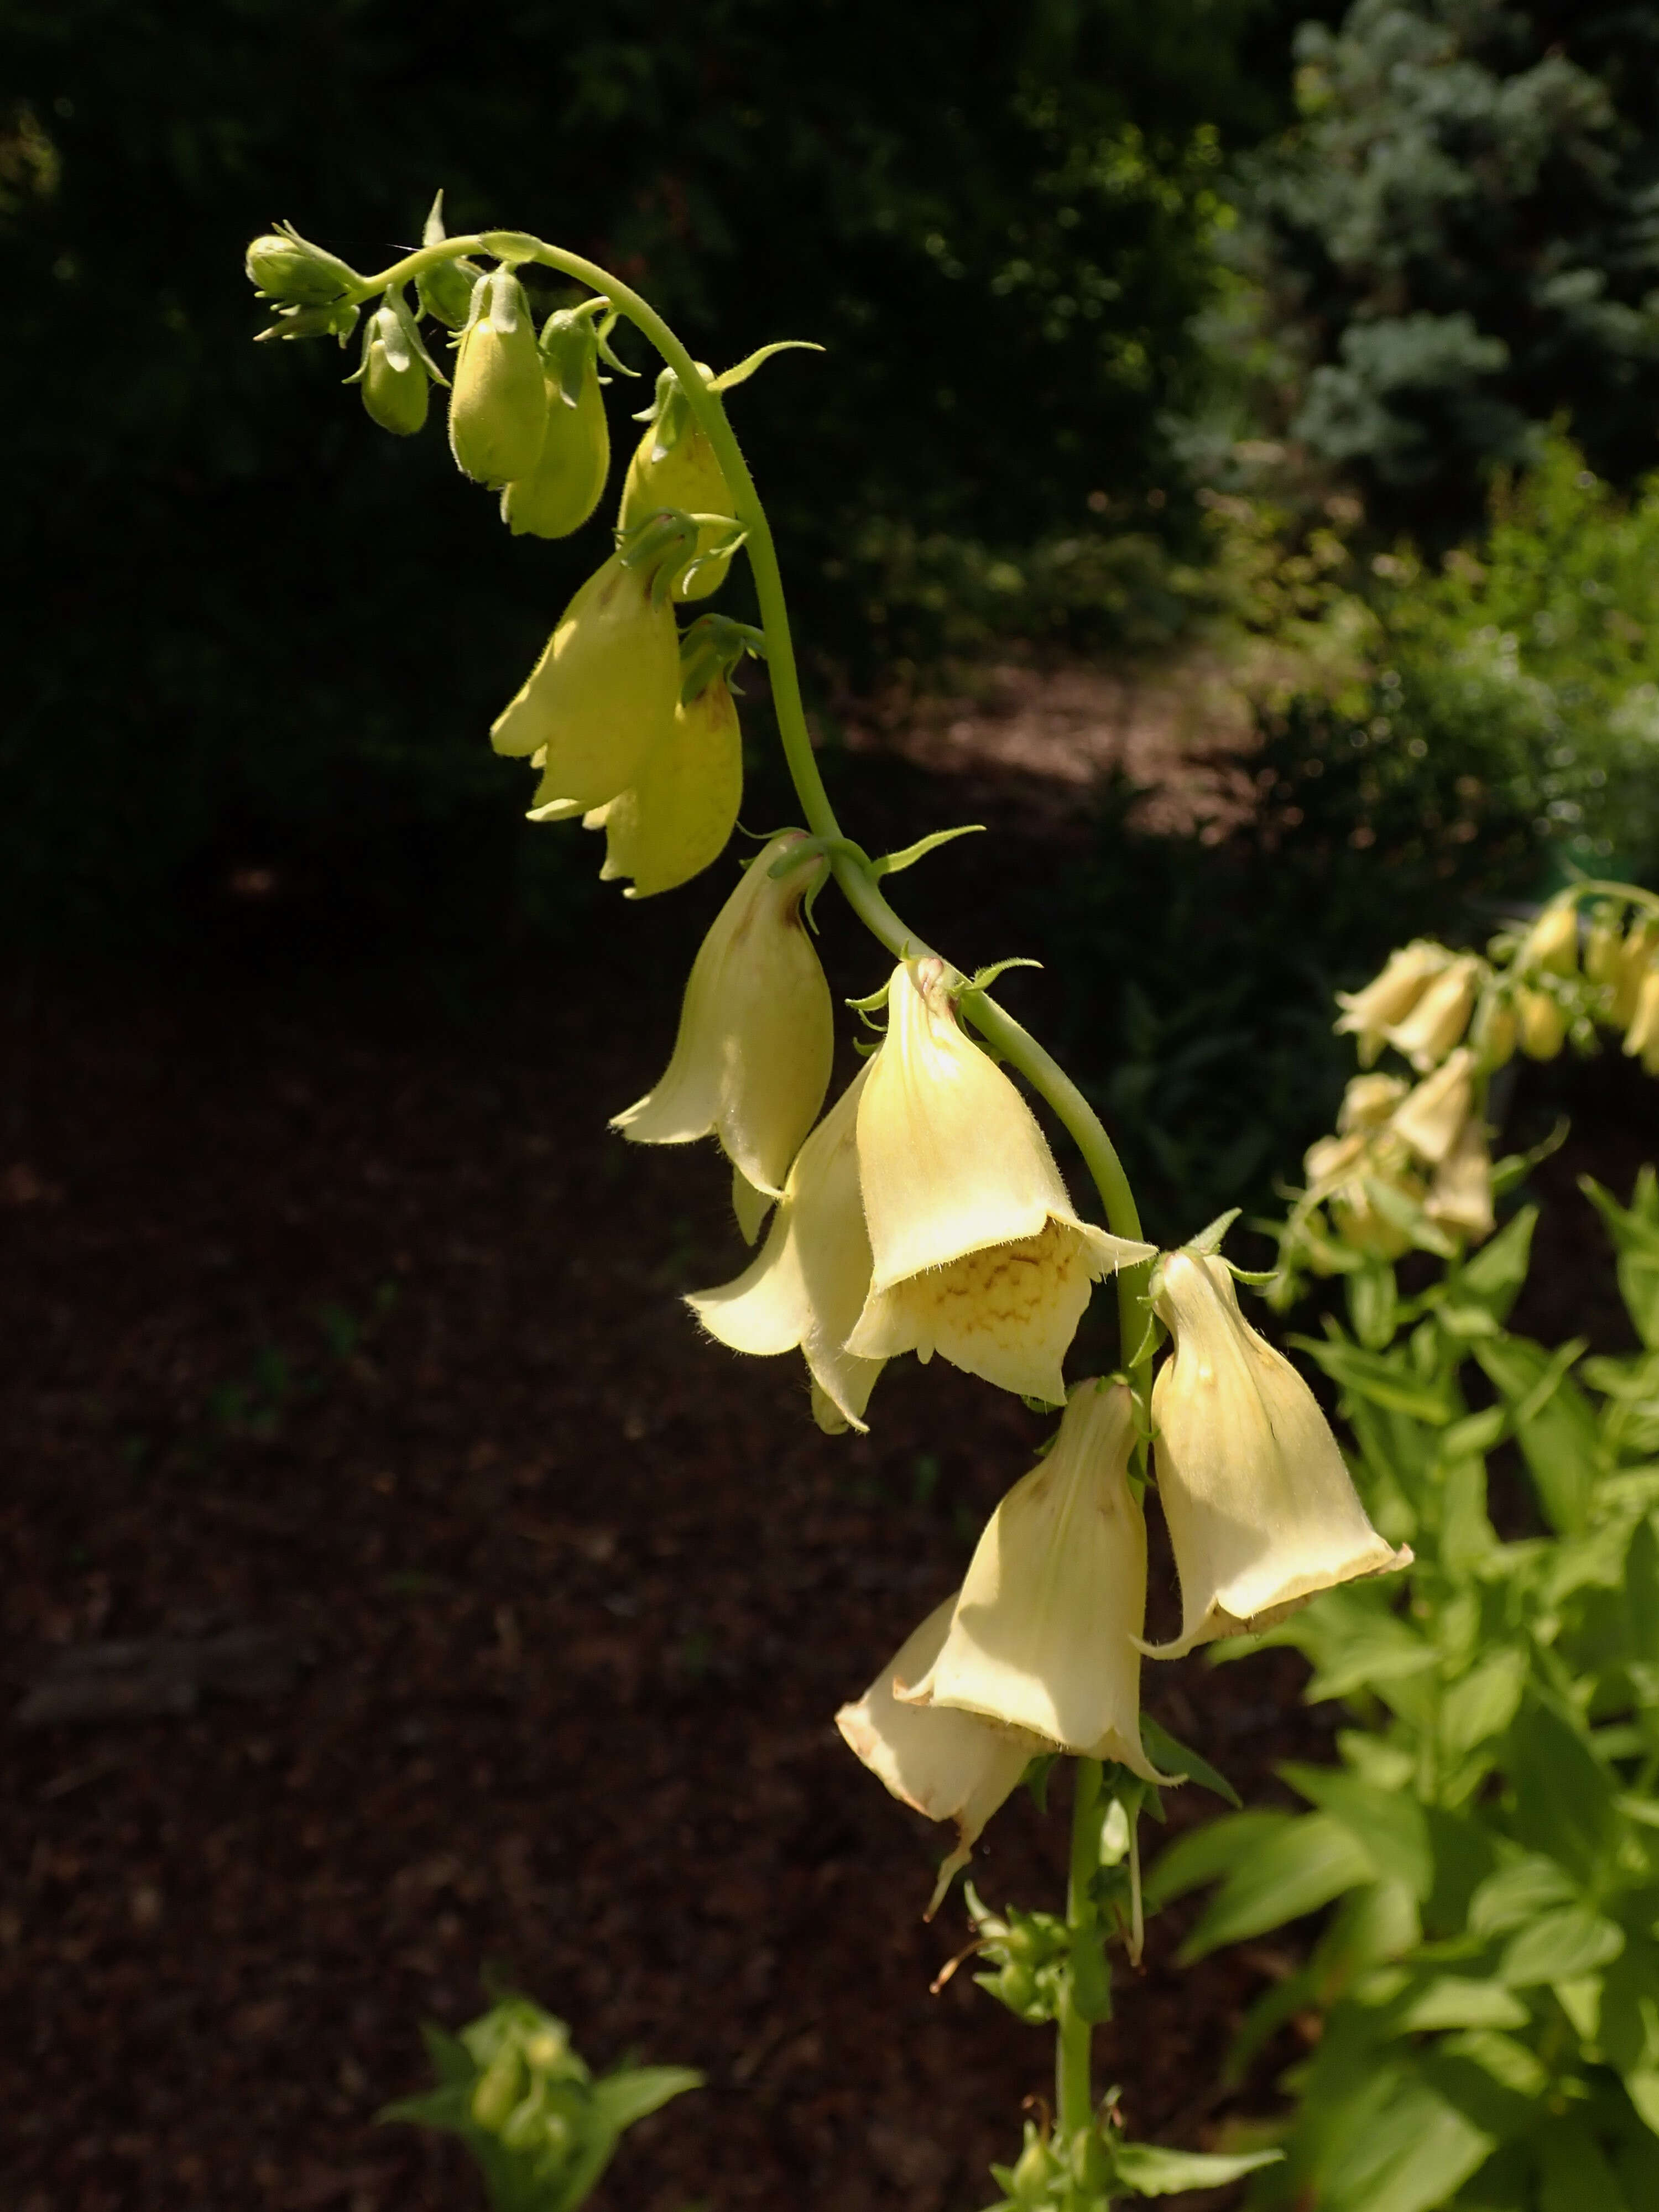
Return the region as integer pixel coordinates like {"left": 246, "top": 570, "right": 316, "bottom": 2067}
{"left": 1186, "top": 1207, "right": 1240, "bottom": 1256}
{"left": 711, "top": 338, "right": 826, "bottom": 389}
{"left": 679, "top": 613, "right": 766, "bottom": 705}
{"left": 955, "top": 957, "right": 1044, "bottom": 1001}
{"left": 613, "top": 507, "right": 701, "bottom": 606}
{"left": 868, "top": 822, "right": 985, "bottom": 879}
{"left": 416, "top": 190, "right": 484, "bottom": 327}
{"left": 256, "top": 298, "right": 359, "bottom": 346}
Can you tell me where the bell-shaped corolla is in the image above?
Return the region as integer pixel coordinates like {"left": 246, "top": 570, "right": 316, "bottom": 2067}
{"left": 685, "top": 1064, "right": 884, "bottom": 1432}
{"left": 1336, "top": 1073, "right": 1407, "bottom": 1134}
{"left": 1390, "top": 1046, "right": 1474, "bottom": 1167}
{"left": 586, "top": 671, "right": 743, "bottom": 900}
{"left": 1142, "top": 1251, "right": 1409, "bottom": 1657}
{"left": 1612, "top": 921, "right": 1658, "bottom": 1027}
{"left": 1334, "top": 941, "right": 1451, "bottom": 1066}
{"left": 500, "top": 306, "right": 611, "bottom": 540}
{"left": 1520, "top": 894, "right": 1580, "bottom": 978}
{"left": 1516, "top": 986, "right": 1567, "bottom": 1061}
{"left": 899, "top": 1380, "right": 1166, "bottom": 1777}
{"left": 844, "top": 960, "right": 1153, "bottom": 1402}
{"left": 1427, "top": 1116, "right": 1495, "bottom": 1242}
{"left": 836, "top": 1594, "right": 1044, "bottom": 1916}
{"left": 449, "top": 268, "right": 547, "bottom": 488}
{"left": 1302, "top": 1129, "right": 1420, "bottom": 1261}
{"left": 492, "top": 550, "right": 681, "bottom": 811}
{"left": 615, "top": 830, "right": 834, "bottom": 1234}
{"left": 1383, "top": 953, "right": 1480, "bottom": 1072}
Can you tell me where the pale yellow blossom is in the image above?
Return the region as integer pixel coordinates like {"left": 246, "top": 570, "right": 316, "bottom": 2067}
{"left": 1391, "top": 1047, "right": 1474, "bottom": 1167}
{"left": 1383, "top": 954, "right": 1480, "bottom": 1072}
{"left": 1334, "top": 942, "right": 1451, "bottom": 1065}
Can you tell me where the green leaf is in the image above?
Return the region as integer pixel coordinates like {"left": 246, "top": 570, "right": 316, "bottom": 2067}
{"left": 1499, "top": 1905, "right": 1625, "bottom": 1985}
{"left": 1441, "top": 1650, "right": 1527, "bottom": 1760}
{"left": 1113, "top": 2142, "right": 1282, "bottom": 2195}
{"left": 1280, "top": 1764, "right": 1434, "bottom": 1899}
{"left": 1178, "top": 1813, "right": 1374, "bottom": 1961}
{"left": 870, "top": 822, "right": 985, "bottom": 879}
{"left": 1305, "top": 1614, "right": 1439, "bottom": 1704}
{"left": 1583, "top": 1173, "right": 1659, "bottom": 1351}
{"left": 1294, "top": 1334, "right": 1452, "bottom": 1423}
{"left": 1317, "top": 2069, "right": 1497, "bottom": 2212}
{"left": 1468, "top": 1854, "right": 1580, "bottom": 1938}
{"left": 1348, "top": 1261, "right": 1399, "bottom": 1350}
{"left": 1143, "top": 1811, "right": 1290, "bottom": 1908}
{"left": 1454, "top": 1206, "right": 1537, "bottom": 1323}
{"left": 1141, "top": 1715, "right": 1241, "bottom": 1807}
{"left": 589, "top": 2065, "right": 702, "bottom": 2134}
{"left": 1472, "top": 1335, "right": 1601, "bottom": 1533}
{"left": 1391, "top": 1976, "right": 1530, "bottom": 2033}
{"left": 1503, "top": 1697, "right": 1620, "bottom": 1883}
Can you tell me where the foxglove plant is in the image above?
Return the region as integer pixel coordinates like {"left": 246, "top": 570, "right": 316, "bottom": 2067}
{"left": 244, "top": 199, "right": 1428, "bottom": 2208}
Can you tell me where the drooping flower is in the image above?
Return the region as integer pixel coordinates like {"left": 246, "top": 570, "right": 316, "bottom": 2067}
{"left": 1390, "top": 1046, "right": 1474, "bottom": 1166}
{"left": 448, "top": 268, "right": 547, "bottom": 487}
{"left": 613, "top": 831, "right": 833, "bottom": 1238}
{"left": 844, "top": 959, "right": 1153, "bottom": 1401}
{"left": 835, "top": 1595, "right": 1044, "bottom": 1916}
{"left": 1383, "top": 953, "right": 1480, "bottom": 1072}
{"left": 1334, "top": 942, "right": 1451, "bottom": 1066}
{"left": 1336, "top": 1073, "right": 1408, "bottom": 1133}
{"left": 686, "top": 1065, "right": 884, "bottom": 1431}
{"left": 618, "top": 365, "right": 736, "bottom": 604}
{"left": 492, "top": 547, "right": 682, "bottom": 811}
{"left": 583, "top": 659, "right": 743, "bottom": 899}
{"left": 1516, "top": 985, "right": 1568, "bottom": 1061}
{"left": 1519, "top": 894, "right": 1580, "bottom": 978}
{"left": 1302, "top": 1128, "right": 1421, "bottom": 1260}
{"left": 1426, "top": 1115, "right": 1495, "bottom": 1242}
{"left": 1612, "top": 920, "right": 1658, "bottom": 1027}
{"left": 1141, "top": 1251, "right": 1408, "bottom": 1656}
{"left": 899, "top": 1380, "right": 1166, "bottom": 1777}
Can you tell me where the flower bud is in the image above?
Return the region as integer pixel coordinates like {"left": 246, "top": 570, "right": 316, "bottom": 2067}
{"left": 449, "top": 268, "right": 547, "bottom": 487}
{"left": 1612, "top": 920, "right": 1659, "bottom": 1027}
{"left": 1383, "top": 952, "right": 1480, "bottom": 1072}
{"left": 835, "top": 1594, "right": 1044, "bottom": 1916}
{"left": 1516, "top": 985, "right": 1567, "bottom": 1061}
{"left": 493, "top": 549, "right": 681, "bottom": 810}
{"left": 1141, "top": 1251, "right": 1408, "bottom": 1655}
{"left": 501, "top": 307, "right": 612, "bottom": 540}
{"left": 1390, "top": 1046, "right": 1474, "bottom": 1166}
{"left": 899, "top": 1380, "right": 1166, "bottom": 1777}
{"left": 1584, "top": 904, "right": 1624, "bottom": 987}
{"left": 246, "top": 223, "right": 358, "bottom": 306}
{"left": 687, "top": 1063, "right": 883, "bottom": 1431}
{"left": 1519, "top": 894, "right": 1579, "bottom": 978}
{"left": 1470, "top": 992, "right": 1516, "bottom": 1073}
{"left": 616, "top": 830, "right": 834, "bottom": 1240}
{"left": 844, "top": 959, "right": 1154, "bottom": 1401}
{"left": 1625, "top": 964, "right": 1659, "bottom": 1076}
{"left": 348, "top": 301, "right": 430, "bottom": 437}
{"left": 416, "top": 191, "right": 482, "bottom": 328}
{"left": 619, "top": 366, "right": 737, "bottom": 602}
{"left": 1334, "top": 941, "right": 1451, "bottom": 1066}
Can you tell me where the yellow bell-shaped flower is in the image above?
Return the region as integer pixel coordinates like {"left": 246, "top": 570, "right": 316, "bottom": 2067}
{"left": 899, "top": 1380, "right": 1165, "bottom": 1776}
{"left": 1426, "top": 1115, "right": 1495, "bottom": 1241}
{"left": 1516, "top": 985, "right": 1568, "bottom": 1060}
{"left": 448, "top": 268, "right": 547, "bottom": 487}
{"left": 836, "top": 1594, "right": 1044, "bottom": 1916}
{"left": 492, "top": 547, "right": 682, "bottom": 811}
{"left": 614, "top": 831, "right": 834, "bottom": 1238}
{"left": 619, "top": 389, "right": 735, "bottom": 603}
{"left": 1336, "top": 1073, "right": 1408, "bottom": 1133}
{"left": 586, "top": 666, "right": 743, "bottom": 900}
{"left": 1383, "top": 953, "right": 1480, "bottom": 1072}
{"left": 1142, "top": 1251, "right": 1409, "bottom": 1656}
{"left": 1611, "top": 920, "right": 1658, "bottom": 1027}
{"left": 1519, "top": 894, "right": 1580, "bottom": 978}
{"left": 844, "top": 959, "right": 1154, "bottom": 1402}
{"left": 1390, "top": 1046, "right": 1474, "bottom": 1166}
{"left": 686, "top": 1065, "right": 885, "bottom": 1431}
{"left": 1334, "top": 941, "right": 1451, "bottom": 1066}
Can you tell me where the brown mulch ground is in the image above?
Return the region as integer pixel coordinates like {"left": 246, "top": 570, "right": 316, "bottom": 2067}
{"left": 2, "top": 841, "right": 1650, "bottom": 2212}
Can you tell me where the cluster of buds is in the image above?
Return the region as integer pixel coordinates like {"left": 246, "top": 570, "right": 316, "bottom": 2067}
{"left": 615, "top": 881, "right": 1407, "bottom": 1900}
{"left": 1276, "top": 886, "right": 1659, "bottom": 1296}
{"left": 246, "top": 201, "right": 820, "bottom": 904}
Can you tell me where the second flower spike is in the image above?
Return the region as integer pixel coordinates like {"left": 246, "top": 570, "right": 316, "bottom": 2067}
{"left": 1144, "top": 1251, "right": 1408, "bottom": 1656}
{"left": 900, "top": 1380, "right": 1165, "bottom": 1777}
{"left": 846, "top": 960, "right": 1153, "bottom": 1401}
{"left": 612, "top": 832, "right": 834, "bottom": 1240}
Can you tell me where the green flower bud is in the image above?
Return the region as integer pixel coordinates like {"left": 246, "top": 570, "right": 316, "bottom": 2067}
{"left": 1070, "top": 2127, "right": 1112, "bottom": 2194}
{"left": 501, "top": 307, "right": 611, "bottom": 539}
{"left": 449, "top": 268, "right": 547, "bottom": 488}
{"left": 470, "top": 2043, "right": 524, "bottom": 2132}
{"left": 348, "top": 301, "right": 430, "bottom": 437}
{"left": 619, "top": 366, "right": 736, "bottom": 602}
{"left": 1010, "top": 2126, "right": 1060, "bottom": 2206}
{"left": 246, "top": 223, "right": 360, "bottom": 306}
{"left": 255, "top": 299, "right": 359, "bottom": 347}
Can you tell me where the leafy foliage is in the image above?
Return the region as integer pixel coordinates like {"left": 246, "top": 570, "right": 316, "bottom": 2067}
{"left": 1147, "top": 1177, "right": 1659, "bottom": 2208}
{"left": 1239, "top": 0, "right": 1659, "bottom": 529}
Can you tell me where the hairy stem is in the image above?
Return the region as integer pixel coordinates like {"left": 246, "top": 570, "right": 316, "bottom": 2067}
{"left": 1058, "top": 1757, "right": 1104, "bottom": 2142}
